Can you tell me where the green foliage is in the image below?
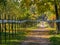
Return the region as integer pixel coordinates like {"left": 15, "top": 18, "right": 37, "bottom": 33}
{"left": 0, "top": 0, "right": 57, "bottom": 20}
{"left": 0, "top": 0, "right": 60, "bottom": 27}
{"left": 49, "top": 30, "right": 56, "bottom": 35}
{"left": 50, "top": 36, "right": 60, "bottom": 45}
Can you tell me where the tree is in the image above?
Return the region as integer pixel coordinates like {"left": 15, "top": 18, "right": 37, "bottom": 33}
{"left": 54, "top": 0, "right": 60, "bottom": 31}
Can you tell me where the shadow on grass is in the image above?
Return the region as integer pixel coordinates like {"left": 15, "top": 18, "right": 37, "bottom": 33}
{"left": 0, "top": 31, "right": 27, "bottom": 45}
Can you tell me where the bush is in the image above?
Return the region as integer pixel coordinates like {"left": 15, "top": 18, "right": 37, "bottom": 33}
{"left": 50, "top": 36, "right": 60, "bottom": 45}
{"left": 49, "top": 30, "right": 57, "bottom": 35}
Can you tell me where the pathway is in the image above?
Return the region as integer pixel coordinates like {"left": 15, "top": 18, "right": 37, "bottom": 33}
{"left": 21, "top": 30, "right": 51, "bottom": 45}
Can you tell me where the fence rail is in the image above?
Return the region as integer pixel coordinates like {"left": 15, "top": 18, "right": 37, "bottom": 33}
{"left": 0, "top": 20, "right": 60, "bottom": 23}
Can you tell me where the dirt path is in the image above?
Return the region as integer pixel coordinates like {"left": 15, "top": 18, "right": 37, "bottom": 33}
{"left": 21, "top": 30, "right": 51, "bottom": 45}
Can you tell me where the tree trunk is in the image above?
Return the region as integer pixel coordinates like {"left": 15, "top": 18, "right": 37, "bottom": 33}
{"left": 54, "top": 0, "right": 60, "bottom": 31}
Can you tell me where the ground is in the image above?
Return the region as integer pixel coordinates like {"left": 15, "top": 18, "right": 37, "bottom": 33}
{"left": 21, "top": 30, "right": 53, "bottom": 45}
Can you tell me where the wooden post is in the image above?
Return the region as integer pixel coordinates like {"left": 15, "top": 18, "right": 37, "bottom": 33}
{"left": 0, "top": 14, "right": 2, "bottom": 44}
{"left": 15, "top": 16, "right": 16, "bottom": 37}
{"left": 4, "top": 14, "right": 6, "bottom": 43}
{"left": 8, "top": 15, "right": 10, "bottom": 45}
{"left": 12, "top": 16, "right": 14, "bottom": 37}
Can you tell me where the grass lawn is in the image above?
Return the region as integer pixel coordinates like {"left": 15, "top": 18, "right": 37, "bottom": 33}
{"left": 19, "top": 27, "right": 56, "bottom": 31}
{"left": 0, "top": 31, "right": 27, "bottom": 45}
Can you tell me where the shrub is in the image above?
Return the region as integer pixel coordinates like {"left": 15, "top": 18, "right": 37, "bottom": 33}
{"left": 49, "top": 30, "right": 57, "bottom": 35}
{"left": 50, "top": 36, "right": 60, "bottom": 45}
